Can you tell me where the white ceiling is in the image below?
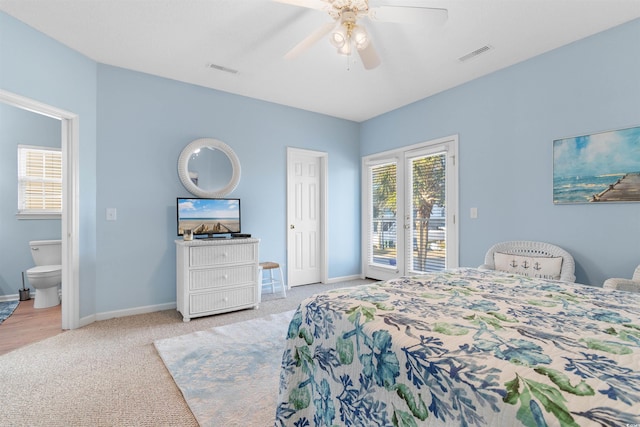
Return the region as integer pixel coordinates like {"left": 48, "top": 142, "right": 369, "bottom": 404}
{"left": 1, "top": 0, "right": 639, "bottom": 122}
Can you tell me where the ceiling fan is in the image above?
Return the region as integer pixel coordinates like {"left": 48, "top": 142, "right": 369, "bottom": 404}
{"left": 274, "top": 0, "right": 448, "bottom": 69}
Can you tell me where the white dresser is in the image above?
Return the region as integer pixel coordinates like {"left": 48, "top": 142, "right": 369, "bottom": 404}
{"left": 175, "top": 238, "right": 260, "bottom": 322}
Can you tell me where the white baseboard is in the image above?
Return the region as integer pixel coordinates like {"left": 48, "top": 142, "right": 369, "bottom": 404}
{"left": 325, "top": 274, "right": 365, "bottom": 284}
{"left": 79, "top": 314, "right": 96, "bottom": 328}
{"left": 6, "top": 276, "right": 367, "bottom": 327}
{"left": 0, "top": 294, "right": 176, "bottom": 328}
{"left": 94, "top": 302, "right": 177, "bottom": 322}
{"left": 0, "top": 292, "right": 32, "bottom": 302}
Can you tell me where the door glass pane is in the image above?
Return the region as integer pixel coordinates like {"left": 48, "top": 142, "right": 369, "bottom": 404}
{"left": 370, "top": 162, "right": 397, "bottom": 268}
{"left": 409, "top": 152, "right": 446, "bottom": 273}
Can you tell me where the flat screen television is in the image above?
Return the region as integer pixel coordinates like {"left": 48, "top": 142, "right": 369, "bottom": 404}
{"left": 177, "top": 197, "right": 241, "bottom": 238}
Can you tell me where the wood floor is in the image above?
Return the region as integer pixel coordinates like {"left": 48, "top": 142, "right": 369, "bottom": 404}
{"left": 0, "top": 298, "right": 63, "bottom": 356}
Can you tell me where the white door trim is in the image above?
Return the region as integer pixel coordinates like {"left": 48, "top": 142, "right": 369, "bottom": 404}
{"left": 0, "top": 89, "right": 80, "bottom": 330}
{"left": 286, "top": 147, "right": 328, "bottom": 286}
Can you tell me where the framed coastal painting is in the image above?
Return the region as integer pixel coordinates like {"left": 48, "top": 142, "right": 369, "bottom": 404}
{"left": 553, "top": 125, "right": 640, "bottom": 204}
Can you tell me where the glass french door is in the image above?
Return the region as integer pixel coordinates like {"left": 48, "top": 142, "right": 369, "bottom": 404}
{"left": 363, "top": 137, "right": 458, "bottom": 280}
{"left": 406, "top": 149, "right": 448, "bottom": 274}
{"left": 367, "top": 160, "right": 399, "bottom": 278}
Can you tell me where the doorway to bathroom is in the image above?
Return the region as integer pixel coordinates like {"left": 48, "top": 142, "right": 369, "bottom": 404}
{"left": 0, "top": 89, "right": 80, "bottom": 330}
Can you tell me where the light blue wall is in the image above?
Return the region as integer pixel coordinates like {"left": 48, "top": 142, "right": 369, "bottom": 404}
{"left": 2, "top": 10, "right": 638, "bottom": 318}
{"left": 1, "top": 11, "right": 98, "bottom": 316}
{"left": 361, "top": 18, "right": 640, "bottom": 286}
{"left": 95, "top": 65, "right": 361, "bottom": 312}
{"left": 0, "top": 104, "right": 61, "bottom": 295}
{"left": 1, "top": 11, "right": 360, "bottom": 315}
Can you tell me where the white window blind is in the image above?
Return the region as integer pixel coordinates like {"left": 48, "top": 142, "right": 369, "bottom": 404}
{"left": 369, "top": 161, "right": 398, "bottom": 268}
{"left": 408, "top": 151, "right": 447, "bottom": 273}
{"left": 18, "top": 145, "right": 62, "bottom": 215}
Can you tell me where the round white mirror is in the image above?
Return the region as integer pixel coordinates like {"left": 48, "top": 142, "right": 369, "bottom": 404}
{"left": 178, "top": 138, "right": 241, "bottom": 197}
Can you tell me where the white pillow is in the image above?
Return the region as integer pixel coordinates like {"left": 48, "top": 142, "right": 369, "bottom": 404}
{"left": 494, "top": 252, "right": 563, "bottom": 280}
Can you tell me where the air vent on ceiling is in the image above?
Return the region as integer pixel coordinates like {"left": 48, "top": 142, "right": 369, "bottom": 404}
{"left": 206, "top": 63, "right": 239, "bottom": 74}
{"left": 458, "top": 45, "right": 493, "bottom": 62}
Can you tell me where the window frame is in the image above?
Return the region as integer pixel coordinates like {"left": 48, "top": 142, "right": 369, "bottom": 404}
{"left": 17, "top": 144, "right": 63, "bottom": 220}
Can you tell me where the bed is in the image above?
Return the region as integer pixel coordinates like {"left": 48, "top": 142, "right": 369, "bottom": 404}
{"left": 275, "top": 268, "right": 640, "bottom": 426}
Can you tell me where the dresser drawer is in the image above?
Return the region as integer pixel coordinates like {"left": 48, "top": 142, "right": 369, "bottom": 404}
{"left": 189, "top": 264, "right": 255, "bottom": 291}
{"left": 189, "top": 243, "right": 256, "bottom": 267}
{"left": 189, "top": 285, "right": 257, "bottom": 315}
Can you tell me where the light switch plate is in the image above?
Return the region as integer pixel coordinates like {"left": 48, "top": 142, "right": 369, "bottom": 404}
{"left": 106, "top": 208, "right": 117, "bottom": 221}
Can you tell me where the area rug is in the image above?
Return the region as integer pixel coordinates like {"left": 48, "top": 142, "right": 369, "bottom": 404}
{"left": 154, "top": 310, "right": 294, "bottom": 427}
{"left": 0, "top": 300, "right": 19, "bottom": 324}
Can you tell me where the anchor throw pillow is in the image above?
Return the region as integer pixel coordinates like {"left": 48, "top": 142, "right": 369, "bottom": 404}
{"left": 494, "top": 252, "right": 563, "bottom": 280}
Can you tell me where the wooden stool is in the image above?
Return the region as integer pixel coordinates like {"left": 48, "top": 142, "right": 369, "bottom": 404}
{"left": 259, "top": 262, "right": 286, "bottom": 297}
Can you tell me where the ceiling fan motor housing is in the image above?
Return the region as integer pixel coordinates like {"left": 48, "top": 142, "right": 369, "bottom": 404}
{"left": 328, "top": 0, "right": 370, "bottom": 18}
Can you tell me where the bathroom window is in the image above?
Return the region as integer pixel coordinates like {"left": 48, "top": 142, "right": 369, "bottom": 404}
{"left": 17, "top": 145, "right": 62, "bottom": 219}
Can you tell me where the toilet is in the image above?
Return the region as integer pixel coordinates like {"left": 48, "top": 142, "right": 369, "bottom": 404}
{"left": 26, "top": 240, "right": 62, "bottom": 309}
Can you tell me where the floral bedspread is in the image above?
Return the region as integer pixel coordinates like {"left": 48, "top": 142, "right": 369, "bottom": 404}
{"left": 274, "top": 268, "right": 640, "bottom": 426}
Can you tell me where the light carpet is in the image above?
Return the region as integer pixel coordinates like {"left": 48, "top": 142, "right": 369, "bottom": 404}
{"left": 0, "top": 300, "right": 19, "bottom": 324}
{"left": 154, "top": 310, "right": 295, "bottom": 427}
{"left": 0, "top": 279, "right": 373, "bottom": 426}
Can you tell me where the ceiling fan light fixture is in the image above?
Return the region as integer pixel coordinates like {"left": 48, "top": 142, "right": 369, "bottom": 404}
{"left": 329, "top": 25, "right": 348, "bottom": 48}
{"left": 282, "top": 0, "right": 449, "bottom": 71}
{"left": 337, "top": 41, "right": 352, "bottom": 56}
{"left": 352, "top": 25, "right": 369, "bottom": 50}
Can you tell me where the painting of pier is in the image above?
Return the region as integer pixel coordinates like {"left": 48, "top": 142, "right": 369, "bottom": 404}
{"left": 553, "top": 125, "right": 640, "bottom": 204}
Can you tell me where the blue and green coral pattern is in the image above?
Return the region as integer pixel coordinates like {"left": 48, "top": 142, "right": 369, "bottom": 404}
{"left": 275, "top": 268, "right": 640, "bottom": 426}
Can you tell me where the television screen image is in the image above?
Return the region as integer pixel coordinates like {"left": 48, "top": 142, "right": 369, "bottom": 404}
{"left": 177, "top": 198, "right": 241, "bottom": 237}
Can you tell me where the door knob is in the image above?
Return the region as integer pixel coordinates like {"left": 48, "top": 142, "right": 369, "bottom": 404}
{"left": 290, "top": 224, "right": 295, "bottom": 229}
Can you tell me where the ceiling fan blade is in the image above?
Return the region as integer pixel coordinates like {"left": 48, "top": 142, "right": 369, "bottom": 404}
{"left": 284, "top": 21, "right": 337, "bottom": 59}
{"left": 357, "top": 43, "right": 381, "bottom": 70}
{"left": 368, "top": 6, "right": 448, "bottom": 26}
{"left": 273, "top": 0, "right": 328, "bottom": 11}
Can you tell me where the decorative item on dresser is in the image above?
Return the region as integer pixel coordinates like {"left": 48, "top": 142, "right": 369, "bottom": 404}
{"left": 175, "top": 238, "right": 260, "bottom": 322}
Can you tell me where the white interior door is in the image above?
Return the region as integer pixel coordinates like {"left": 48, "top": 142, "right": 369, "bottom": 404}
{"left": 287, "top": 148, "right": 327, "bottom": 287}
